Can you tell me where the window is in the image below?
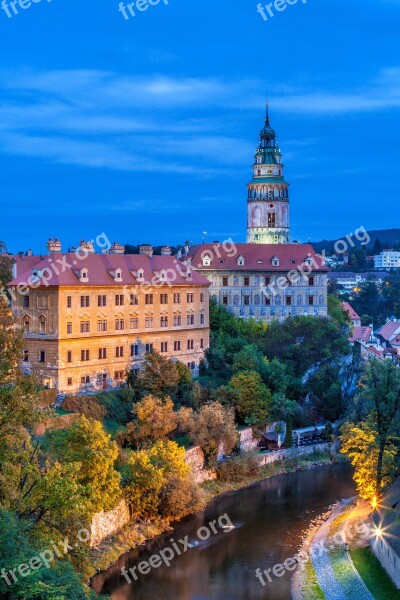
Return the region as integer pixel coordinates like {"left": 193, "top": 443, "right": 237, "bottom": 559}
{"left": 23, "top": 317, "right": 30, "bottom": 332}
{"left": 131, "top": 344, "right": 139, "bottom": 357}
{"left": 174, "top": 341, "right": 181, "bottom": 351}
{"left": 81, "top": 350, "right": 90, "bottom": 361}
{"left": 98, "top": 295, "right": 107, "bottom": 307}
{"left": 244, "top": 277, "right": 250, "bottom": 287}
{"left": 286, "top": 296, "right": 292, "bottom": 306}
{"left": 116, "top": 346, "right": 124, "bottom": 358}
{"left": 308, "top": 296, "right": 314, "bottom": 306}
{"left": 222, "top": 296, "right": 229, "bottom": 305}
{"left": 202, "top": 255, "right": 211, "bottom": 267}
{"left": 115, "top": 319, "right": 125, "bottom": 331}
{"left": 265, "top": 296, "right": 271, "bottom": 305}
{"left": 67, "top": 296, "right": 72, "bottom": 308}
{"left": 67, "top": 322, "right": 72, "bottom": 334}
{"left": 67, "top": 378, "right": 72, "bottom": 386}
{"left": 130, "top": 294, "right": 138, "bottom": 306}
{"left": 308, "top": 276, "right": 315, "bottom": 286}
{"left": 200, "top": 292, "right": 205, "bottom": 302}
{"left": 145, "top": 294, "right": 154, "bottom": 305}
{"left": 161, "top": 342, "right": 168, "bottom": 353}
{"left": 160, "top": 316, "right": 168, "bottom": 328}
{"left": 187, "top": 293, "right": 194, "bottom": 303}
{"left": 130, "top": 317, "right": 139, "bottom": 329}
{"left": 145, "top": 343, "right": 153, "bottom": 354}
{"left": 22, "top": 295, "right": 29, "bottom": 308}
{"left": 173, "top": 293, "right": 181, "bottom": 304}
{"left": 37, "top": 295, "right": 48, "bottom": 308}
{"left": 174, "top": 315, "right": 182, "bottom": 326}
{"left": 237, "top": 256, "right": 245, "bottom": 266}
{"left": 145, "top": 316, "right": 153, "bottom": 328}
{"left": 39, "top": 350, "right": 45, "bottom": 363}
{"left": 114, "top": 371, "right": 125, "bottom": 381}
{"left": 222, "top": 277, "right": 229, "bottom": 287}
{"left": 187, "top": 314, "right": 195, "bottom": 325}
{"left": 244, "top": 296, "right": 250, "bottom": 306}
{"left": 98, "top": 320, "right": 107, "bottom": 332}
{"left": 99, "top": 348, "right": 107, "bottom": 359}
{"left": 67, "top": 351, "right": 72, "bottom": 363}
{"left": 265, "top": 276, "right": 271, "bottom": 286}
{"left": 23, "top": 350, "right": 29, "bottom": 362}
{"left": 39, "top": 316, "right": 46, "bottom": 334}
{"left": 187, "top": 339, "right": 194, "bottom": 350}
{"left": 80, "top": 295, "right": 90, "bottom": 308}
{"left": 80, "top": 321, "right": 90, "bottom": 333}
{"left": 115, "top": 294, "right": 124, "bottom": 306}
{"left": 200, "top": 338, "right": 204, "bottom": 349}
{"left": 160, "top": 294, "right": 168, "bottom": 304}
{"left": 200, "top": 314, "right": 205, "bottom": 325}
{"left": 81, "top": 375, "right": 90, "bottom": 384}
{"left": 272, "top": 257, "right": 280, "bottom": 267}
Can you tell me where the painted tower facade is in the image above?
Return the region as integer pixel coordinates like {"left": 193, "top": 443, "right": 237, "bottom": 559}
{"left": 247, "top": 105, "right": 290, "bottom": 244}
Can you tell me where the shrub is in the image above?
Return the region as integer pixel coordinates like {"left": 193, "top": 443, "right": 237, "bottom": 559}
{"left": 97, "top": 389, "right": 135, "bottom": 423}
{"left": 38, "top": 389, "right": 58, "bottom": 408}
{"left": 217, "top": 452, "right": 261, "bottom": 482}
{"left": 62, "top": 395, "right": 106, "bottom": 420}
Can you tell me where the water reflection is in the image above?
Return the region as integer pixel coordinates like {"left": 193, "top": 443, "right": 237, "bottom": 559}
{"left": 93, "top": 463, "right": 355, "bottom": 600}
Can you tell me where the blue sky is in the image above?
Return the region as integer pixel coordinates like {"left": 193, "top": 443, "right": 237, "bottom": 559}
{"left": 1, "top": 0, "right": 400, "bottom": 253}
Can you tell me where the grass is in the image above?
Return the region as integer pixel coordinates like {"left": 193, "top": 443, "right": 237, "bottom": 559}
{"left": 103, "top": 419, "right": 126, "bottom": 438}
{"left": 350, "top": 547, "right": 400, "bottom": 600}
{"left": 301, "top": 559, "right": 325, "bottom": 599}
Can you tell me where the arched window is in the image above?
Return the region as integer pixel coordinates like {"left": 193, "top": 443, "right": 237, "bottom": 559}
{"left": 297, "top": 295, "right": 302, "bottom": 305}
{"left": 275, "top": 295, "right": 281, "bottom": 305}
{"left": 233, "top": 294, "right": 240, "bottom": 306}
{"left": 254, "top": 294, "right": 260, "bottom": 305}
{"left": 23, "top": 316, "right": 30, "bottom": 333}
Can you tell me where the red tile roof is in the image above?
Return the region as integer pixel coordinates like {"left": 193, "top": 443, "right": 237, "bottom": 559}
{"left": 11, "top": 254, "right": 44, "bottom": 276}
{"left": 8, "top": 253, "right": 210, "bottom": 289}
{"left": 342, "top": 302, "right": 360, "bottom": 322}
{"left": 349, "top": 326, "right": 372, "bottom": 343}
{"left": 187, "top": 243, "right": 328, "bottom": 272}
{"left": 376, "top": 321, "right": 400, "bottom": 342}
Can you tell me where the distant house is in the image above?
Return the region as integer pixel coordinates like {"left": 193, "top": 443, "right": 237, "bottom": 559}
{"left": 375, "top": 319, "right": 400, "bottom": 355}
{"left": 370, "top": 478, "right": 400, "bottom": 589}
{"left": 342, "top": 301, "right": 361, "bottom": 327}
{"left": 328, "top": 271, "right": 390, "bottom": 292}
{"left": 349, "top": 325, "right": 372, "bottom": 344}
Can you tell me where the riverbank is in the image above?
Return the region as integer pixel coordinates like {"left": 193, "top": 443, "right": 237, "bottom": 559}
{"left": 89, "top": 448, "right": 344, "bottom": 578}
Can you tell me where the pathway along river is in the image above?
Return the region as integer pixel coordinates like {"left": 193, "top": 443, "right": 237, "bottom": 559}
{"left": 92, "top": 463, "right": 355, "bottom": 600}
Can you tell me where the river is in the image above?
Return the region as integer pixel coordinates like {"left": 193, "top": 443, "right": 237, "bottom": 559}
{"left": 92, "top": 463, "right": 355, "bottom": 600}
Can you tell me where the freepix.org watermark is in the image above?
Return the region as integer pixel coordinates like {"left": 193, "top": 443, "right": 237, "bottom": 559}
{"left": 1, "top": 0, "right": 52, "bottom": 19}
{"left": 257, "top": 0, "right": 307, "bottom": 22}
{"left": 0, "top": 528, "right": 90, "bottom": 587}
{"left": 121, "top": 514, "right": 234, "bottom": 584}
{"left": 118, "top": 0, "right": 169, "bottom": 21}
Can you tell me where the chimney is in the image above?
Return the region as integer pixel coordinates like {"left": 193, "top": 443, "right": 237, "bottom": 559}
{"left": 47, "top": 238, "right": 62, "bottom": 253}
{"left": 26, "top": 249, "right": 33, "bottom": 257}
{"left": 110, "top": 242, "right": 125, "bottom": 255}
{"left": 184, "top": 240, "right": 190, "bottom": 256}
{"left": 79, "top": 240, "right": 95, "bottom": 254}
{"left": 161, "top": 246, "right": 172, "bottom": 256}
{"left": 177, "top": 249, "right": 182, "bottom": 259}
{"left": 139, "top": 245, "right": 154, "bottom": 258}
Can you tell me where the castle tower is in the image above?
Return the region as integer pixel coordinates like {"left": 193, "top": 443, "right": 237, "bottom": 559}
{"left": 247, "top": 104, "right": 290, "bottom": 244}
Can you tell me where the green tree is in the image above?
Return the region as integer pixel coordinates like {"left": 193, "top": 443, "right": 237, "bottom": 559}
{"left": 328, "top": 295, "right": 350, "bottom": 328}
{"left": 229, "top": 371, "right": 271, "bottom": 428}
{"left": 0, "top": 240, "right": 13, "bottom": 288}
{"left": 45, "top": 417, "right": 121, "bottom": 515}
{"left": 130, "top": 351, "right": 179, "bottom": 398}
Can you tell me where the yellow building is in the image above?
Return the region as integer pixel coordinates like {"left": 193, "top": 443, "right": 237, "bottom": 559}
{"left": 9, "top": 242, "right": 210, "bottom": 393}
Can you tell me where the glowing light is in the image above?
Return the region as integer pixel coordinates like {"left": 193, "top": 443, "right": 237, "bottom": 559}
{"left": 372, "top": 496, "right": 378, "bottom": 509}
{"left": 375, "top": 527, "right": 383, "bottom": 537}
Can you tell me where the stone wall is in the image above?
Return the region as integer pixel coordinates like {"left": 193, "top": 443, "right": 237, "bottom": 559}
{"left": 238, "top": 427, "right": 259, "bottom": 452}
{"left": 90, "top": 499, "right": 130, "bottom": 548}
{"left": 258, "top": 443, "right": 330, "bottom": 466}
{"left": 371, "top": 533, "right": 400, "bottom": 589}
{"left": 184, "top": 446, "right": 217, "bottom": 483}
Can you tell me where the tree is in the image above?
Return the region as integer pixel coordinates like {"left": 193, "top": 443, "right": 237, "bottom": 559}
{"left": 305, "top": 364, "right": 343, "bottom": 422}
{"left": 340, "top": 419, "right": 397, "bottom": 502}
{"left": 229, "top": 371, "right": 271, "bottom": 428}
{"left": 232, "top": 344, "right": 267, "bottom": 375}
{"left": 124, "top": 395, "right": 177, "bottom": 449}
{"left": 124, "top": 441, "right": 200, "bottom": 520}
{"left": 178, "top": 402, "right": 238, "bottom": 467}
{"left": 130, "top": 351, "right": 179, "bottom": 398}
{"left": 328, "top": 295, "right": 350, "bottom": 328}
{"left": 0, "top": 240, "right": 13, "bottom": 288}
{"left": 45, "top": 417, "right": 121, "bottom": 515}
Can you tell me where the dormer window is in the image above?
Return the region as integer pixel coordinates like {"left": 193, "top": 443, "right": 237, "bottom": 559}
{"left": 114, "top": 268, "right": 122, "bottom": 282}
{"left": 202, "top": 255, "right": 212, "bottom": 267}
{"left": 304, "top": 256, "right": 313, "bottom": 266}
{"left": 137, "top": 268, "right": 144, "bottom": 281}
{"left": 272, "top": 256, "right": 280, "bottom": 267}
{"left": 237, "top": 255, "right": 245, "bottom": 267}
{"left": 80, "top": 268, "right": 89, "bottom": 282}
